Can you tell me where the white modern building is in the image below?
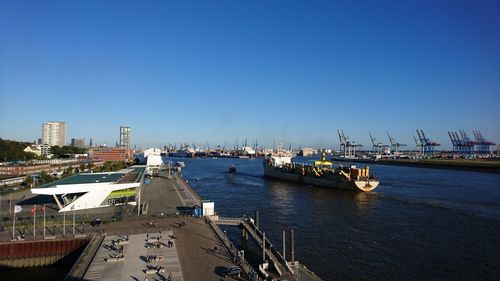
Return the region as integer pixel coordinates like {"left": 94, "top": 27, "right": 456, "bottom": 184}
{"left": 146, "top": 155, "right": 164, "bottom": 175}
{"left": 31, "top": 169, "right": 142, "bottom": 212}
{"left": 42, "top": 121, "right": 66, "bottom": 147}
{"left": 143, "top": 147, "right": 161, "bottom": 158}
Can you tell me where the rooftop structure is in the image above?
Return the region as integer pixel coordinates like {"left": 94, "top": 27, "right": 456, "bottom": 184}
{"left": 143, "top": 147, "right": 161, "bottom": 158}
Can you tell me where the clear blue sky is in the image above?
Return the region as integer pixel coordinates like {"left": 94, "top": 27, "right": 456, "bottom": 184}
{"left": 1, "top": 0, "right": 499, "bottom": 149}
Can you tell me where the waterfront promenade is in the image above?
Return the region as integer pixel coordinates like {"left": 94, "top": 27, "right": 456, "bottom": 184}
{"left": 0, "top": 173, "right": 243, "bottom": 281}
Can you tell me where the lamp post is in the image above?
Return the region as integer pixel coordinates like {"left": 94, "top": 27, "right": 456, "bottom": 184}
{"left": 63, "top": 209, "right": 66, "bottom": 236}
{"left": 43, "top": 204, "right": 46, "bottom": 237}
{"left": 72, "top": 206, "right": 75, "bottom": 236}
{"left": 32, "top": 205, "right": 36, "bottom": 238}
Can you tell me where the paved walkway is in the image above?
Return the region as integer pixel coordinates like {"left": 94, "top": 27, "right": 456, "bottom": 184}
{"left": 139, "top": 173, "right": 202, "bottom": 216}
{"left": 84, "top": 231, "right": 183, "bottom": 281}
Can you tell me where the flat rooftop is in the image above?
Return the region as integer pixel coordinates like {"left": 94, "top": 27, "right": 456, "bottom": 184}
{"left": 36, "top": 166, "right": 146, "bottom": 188}
{"left": 36, "top": 173, "right": 125, "bottom": 188}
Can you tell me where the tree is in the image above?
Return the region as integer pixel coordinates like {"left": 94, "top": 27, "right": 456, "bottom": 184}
{"left": 86, "top": 162, "right": 94, "bottom": 171}
{"left": 50, "top": 145, "right": 88, "bottom": 158}
{"left": 39, "top": 171, "right": 54, "bottom": 184}
{"left": 24, "top": 175, "right": 33, "bottom": 187}
{"left": 101, "top": 161, "right": 112, "bottom": 172}
{"left": 116, "top": 161, "right": 126, "bottom": 170}
{"left": 92, "top": 165, "right": 101, "bottom": 173}
{"left": 62, "top": 167, "right": 73, "bottom": 178}
{"left": 0, "top": 138, "right": 38, "bottom": 162}
{"left": 79, "top": 163, "right": 86, "bottom": 173}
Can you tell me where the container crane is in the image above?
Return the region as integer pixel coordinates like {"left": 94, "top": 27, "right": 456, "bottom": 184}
{"left": 448, "top": 131, "right": 461, "bottom": 153}
{"left": 387, "top": 132, "right": 406, "bottom": 156}
{"left": 369, "top": 132, "right": 388, "bottom": 156}
{"left": 473, "top": 131, "right": 496, "bottom": 154}
{"left": 416, "top": 129, "right": 440, "bottom": 156}
{"left": 338, "top": 129, "right": 362, "bottom": 158}
{"left": 413, "top": 133, "right": 424, "bottom": 157}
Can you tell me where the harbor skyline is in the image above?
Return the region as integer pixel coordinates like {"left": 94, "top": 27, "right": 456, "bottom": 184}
{"left": 1, "top": 1, "right": 499, "bottom": 148}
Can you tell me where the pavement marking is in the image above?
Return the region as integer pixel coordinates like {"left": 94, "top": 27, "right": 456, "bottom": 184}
{"left": 172, "top": 182, "right": 187, "bottom": 206}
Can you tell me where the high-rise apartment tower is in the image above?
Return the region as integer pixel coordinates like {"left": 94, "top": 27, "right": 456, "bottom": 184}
{"left": 42, "top": 121, "right": 66, "bottom": 147}
{"left": 119, "top": 126, "right": 130, "bottom": 148}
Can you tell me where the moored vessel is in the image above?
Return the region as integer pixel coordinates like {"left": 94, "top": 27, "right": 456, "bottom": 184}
{"left": 264, "top": 151, "right": 380, "bottom": 192}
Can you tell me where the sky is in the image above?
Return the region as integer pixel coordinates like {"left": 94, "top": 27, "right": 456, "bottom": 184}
{"left": 1, "top": 0, "right": 499, "bottom": 150}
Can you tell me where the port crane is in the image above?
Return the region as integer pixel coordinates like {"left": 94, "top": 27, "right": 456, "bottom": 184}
{"left": 448, "top": 131, "right": 462, "bottom": 154}
{"left": 413, "top": 133, "right": 424, "bottom": 157}
{"left": 387, "top": 132, "right": 406, "bottom": 155}
{"left": 459, "top": 130, "right": 476, "bottom": 154}
{"left": 369, "top": 132, "right": 388, "bottom": 156}
{"left": 473, "top": 130, "right": 496, "bottom": 154}
{"left": 338, "top": 129, "right": 362, "bottom": 158}
{"left": 416, "top": 129, "right": 440, "bottom": 156}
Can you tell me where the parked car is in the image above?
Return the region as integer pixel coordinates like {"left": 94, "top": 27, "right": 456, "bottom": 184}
{"left": 91, "top": 219, "right": 102, "bottom": 227}
{"left": 222, "top": 266, "right": 241, "bottom": 278}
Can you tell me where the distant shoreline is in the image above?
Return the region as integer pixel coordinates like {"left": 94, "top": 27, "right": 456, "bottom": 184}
{"left": 332, "top": 158, "right": 500, "bottom": 174}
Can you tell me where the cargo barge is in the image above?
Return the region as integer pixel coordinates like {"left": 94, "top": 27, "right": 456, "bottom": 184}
{"left": 264, "top": 151, "right": 379, "bottom": 192}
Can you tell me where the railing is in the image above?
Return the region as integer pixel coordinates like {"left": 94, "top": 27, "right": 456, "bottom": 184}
{"left": 205, "top": 217, "right": 260, "bottom": 280}
{"left": 215, "top": 217, "right": 243, "bottom": 225}
{"left": 242, "top": 218, "right": 295, "bottom": 276}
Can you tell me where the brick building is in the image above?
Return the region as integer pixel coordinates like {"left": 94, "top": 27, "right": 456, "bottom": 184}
{"left": 89, "top": 147, "right": 132, "bottom": 162}
{"left": 0, "top": 164, "right": 52, "bottom": 176}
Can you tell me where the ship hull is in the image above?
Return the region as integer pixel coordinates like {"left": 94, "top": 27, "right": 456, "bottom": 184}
{"left": 263, "top": 165, "right": 379, "bottom": 192}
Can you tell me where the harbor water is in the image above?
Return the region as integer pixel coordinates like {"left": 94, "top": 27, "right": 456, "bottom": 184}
{"left": 172, "top": 157, "right": 500, "bottom": 281}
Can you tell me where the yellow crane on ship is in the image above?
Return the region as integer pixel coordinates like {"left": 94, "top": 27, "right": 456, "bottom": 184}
{"left": 312, "top": 151, "right": 333, "bottom": 177}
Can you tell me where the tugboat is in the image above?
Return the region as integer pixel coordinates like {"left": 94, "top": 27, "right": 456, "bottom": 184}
{"left": 263, "top": 150, "right": 379, "bottom": 192}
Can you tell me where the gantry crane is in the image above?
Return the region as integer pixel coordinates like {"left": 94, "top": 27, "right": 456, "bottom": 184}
{"left": 338, "top": 129, "right": 362, "bottom": 158}
{"left": 387, "top": 132, "right": 406, "bottom": 155}
{"left": 369, "top": 132, "right": 388, "bottom": 156}
{"left": 416, "top": 129, "right": 440, "bottom": 156}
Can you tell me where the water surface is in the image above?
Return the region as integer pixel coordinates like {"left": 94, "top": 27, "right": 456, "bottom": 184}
{"left": 172, "top": 157, "right": 500, "bottom": 281}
